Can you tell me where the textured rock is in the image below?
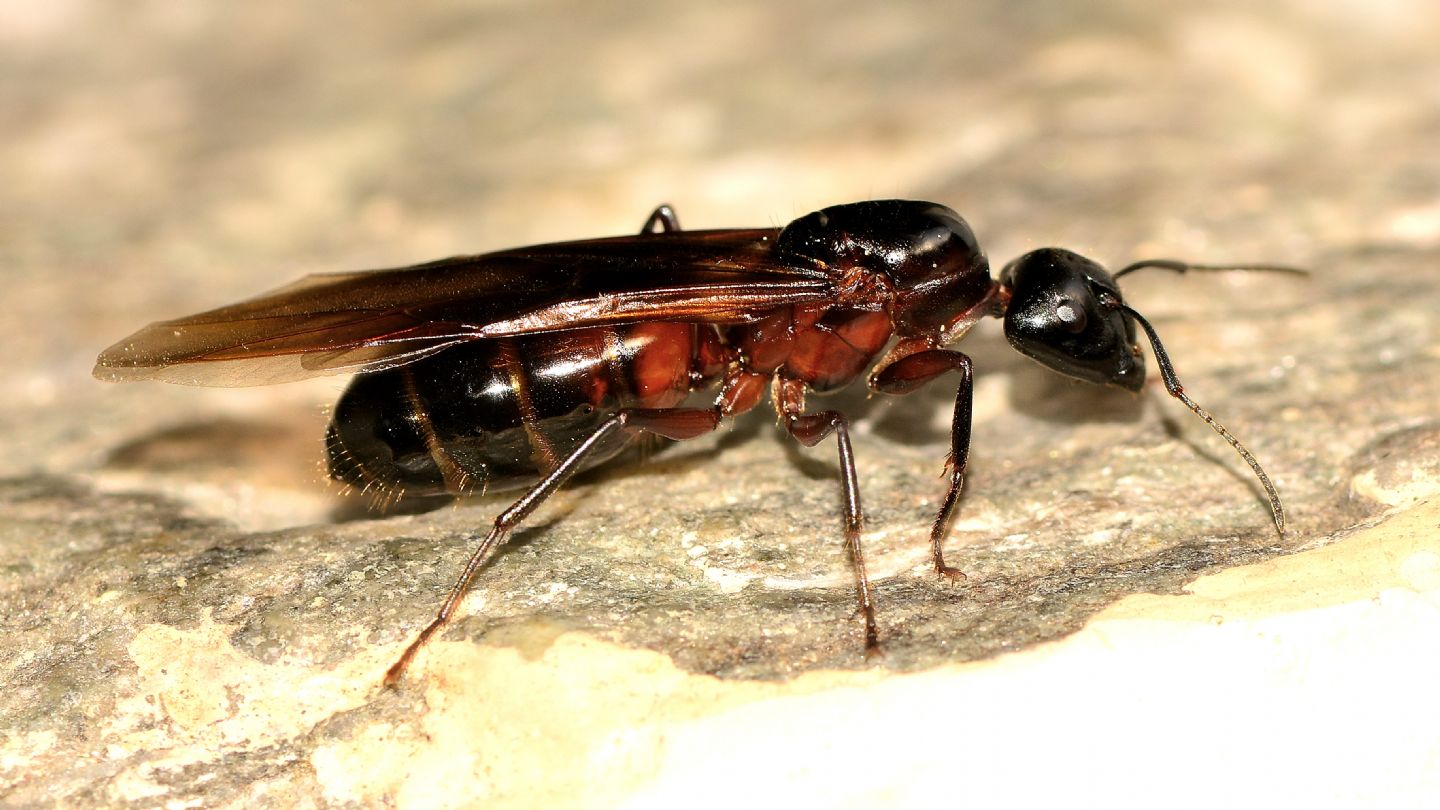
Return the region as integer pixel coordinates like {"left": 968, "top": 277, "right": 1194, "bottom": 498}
{"left": 2, "top": 1, "right": 1439, "bottom": 806}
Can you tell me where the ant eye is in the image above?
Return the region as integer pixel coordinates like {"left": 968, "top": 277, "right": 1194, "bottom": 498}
{"left": 1055, "top": 300, "right": 1086, "bottom": 333}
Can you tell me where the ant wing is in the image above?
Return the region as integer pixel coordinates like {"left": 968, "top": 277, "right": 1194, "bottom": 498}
{"left": 94, "top": 229, "right": 832, "bottom": 386}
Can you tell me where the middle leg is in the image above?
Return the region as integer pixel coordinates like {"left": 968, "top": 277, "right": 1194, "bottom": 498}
{"left": 774, "top": 378, "right": 878, "bottom": 652}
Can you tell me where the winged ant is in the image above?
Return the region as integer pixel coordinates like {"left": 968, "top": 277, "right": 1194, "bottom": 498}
{"left": 95, "top": 200, "right": 1299, "bottom": 685}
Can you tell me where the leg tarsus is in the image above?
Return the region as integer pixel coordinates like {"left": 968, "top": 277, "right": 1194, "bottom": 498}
{"left": 930, "top": 467, "right": 968, "bottom": 581}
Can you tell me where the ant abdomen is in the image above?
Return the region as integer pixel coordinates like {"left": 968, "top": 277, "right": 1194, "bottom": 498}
{"left": 326, "top": 322, "right": 714, "bottom": 504}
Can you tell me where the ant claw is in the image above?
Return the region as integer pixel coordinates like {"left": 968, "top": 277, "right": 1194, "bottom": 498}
{"left": 936, "top": 564, "right": 968, "bottom": 582}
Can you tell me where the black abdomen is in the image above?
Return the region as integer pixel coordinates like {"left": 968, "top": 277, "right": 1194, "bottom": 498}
{"left": 326, "top": 322, "right": 717, "bottom": 506}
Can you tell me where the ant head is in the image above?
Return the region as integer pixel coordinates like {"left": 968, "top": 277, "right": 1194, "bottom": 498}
{"left": 1000, "top": 248, "right": 1143, "bottom": 391}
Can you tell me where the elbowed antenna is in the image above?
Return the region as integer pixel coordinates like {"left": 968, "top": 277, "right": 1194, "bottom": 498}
{"left": 1113, "top": 299, "right": 1287, "bottom": 535}
{"left": 1113, "top": 258, "right": 1308, "bottom": 280}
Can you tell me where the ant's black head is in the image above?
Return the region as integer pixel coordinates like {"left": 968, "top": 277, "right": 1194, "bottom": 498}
{"left": 1000, "top": 248, "right": 1143, "bottom": 391}
{"left": 1002, "top": 248, "right": 1300, "bottom": 535}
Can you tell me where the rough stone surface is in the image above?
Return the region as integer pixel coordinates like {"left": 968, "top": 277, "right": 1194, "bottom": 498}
{"left": 3, "top": 1, "right": 1439, "bottom": 807}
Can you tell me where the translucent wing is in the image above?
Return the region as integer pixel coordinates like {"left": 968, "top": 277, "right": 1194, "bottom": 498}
{"left": 95, "top": 229, "right": 833, "bottom": 386}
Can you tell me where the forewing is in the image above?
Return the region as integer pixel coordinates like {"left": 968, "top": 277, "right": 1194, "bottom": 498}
{"left": 94, "top": 229, "right": 832, "bottom": 386}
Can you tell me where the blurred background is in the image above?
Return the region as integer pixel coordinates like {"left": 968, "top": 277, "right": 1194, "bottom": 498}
{"left": 6, "top": 0, "right": 1436, "bottom": 438}
{"left": 9, "top": 0, "right": 1434, "bottom": 385}
{"left": 6, "top": 0, "right": 1436, "bottom": 526}
{"left": 3, "top": 1, "right": 1439, "bottom": 806}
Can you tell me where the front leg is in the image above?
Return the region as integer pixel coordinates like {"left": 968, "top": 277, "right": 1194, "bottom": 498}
{"left": 870, "top": 347, "right": 974, "bottom": 580}
{"left": 774, "top": 377, "right": 878, "bottom": 652}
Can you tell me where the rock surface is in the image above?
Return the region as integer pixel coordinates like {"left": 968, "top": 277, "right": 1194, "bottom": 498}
{"left": 2, "top": 1, "right": 1439, "bottom": 807}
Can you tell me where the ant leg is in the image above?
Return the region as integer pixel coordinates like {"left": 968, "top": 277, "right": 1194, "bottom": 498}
{"left": 384, "top": 406, "right": 719, "bottom": 687}
{"left": 870, "top": 348, "right": 974, "bottom": 581}
{"left": 776, "top": 380, "right": 877, "bottom": 652}
{"left": 640, "top": 204, "right": 681, "bottom": 234}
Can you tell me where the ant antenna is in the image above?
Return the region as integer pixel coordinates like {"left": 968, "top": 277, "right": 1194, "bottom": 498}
{"left": 1115, "top": 301, "right": 1286, "bottom": 536}
{"left": 1114, "top": 259, "right": 1308, "bottom": 280}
